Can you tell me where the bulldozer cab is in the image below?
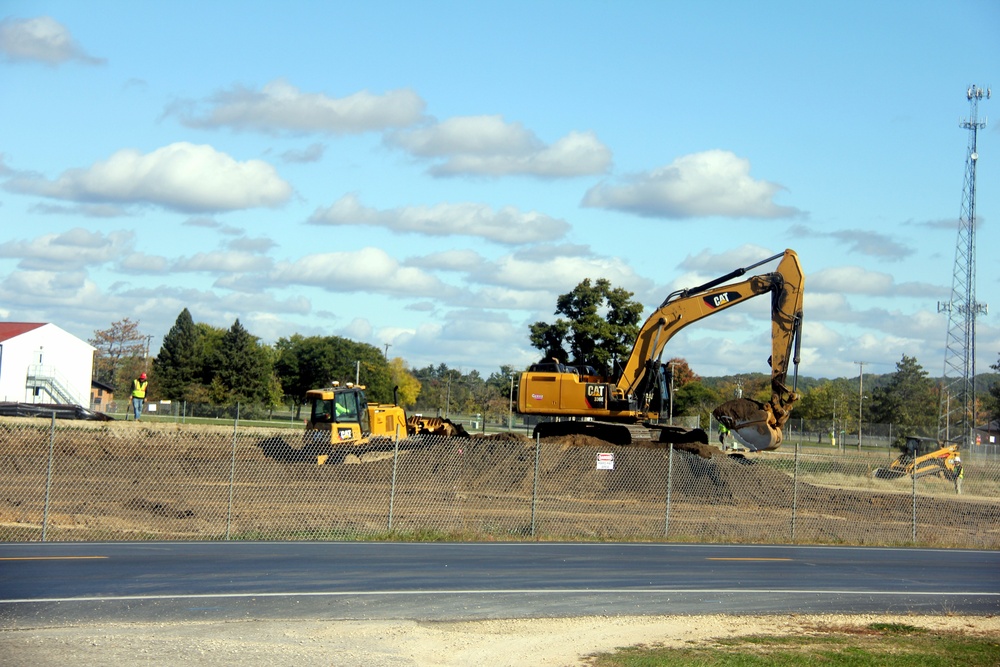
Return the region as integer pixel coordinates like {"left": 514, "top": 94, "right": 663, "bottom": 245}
{"left": 305, "top": 384, "right": 371, "bottom": 441}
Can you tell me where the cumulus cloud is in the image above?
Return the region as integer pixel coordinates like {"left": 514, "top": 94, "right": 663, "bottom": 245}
{"left": 308, "top": 193, "right": 569, "bottom": 244}
{"left": 270, "top": 247, "right": 455, "bottom": 298}
{"left": 0, "top": 228, "right": 134, "bottom": 270}
{"left": 0, "top": 16, "right": 104, "bottom": 65}
{"left": 678, "top": 245, "right": 784, "bottom": 274}
{"left": 583, "top": 150, "right": 800, "bottom": 219}
{"left": 227, "top": 236, "right": 277, "bottom": 253}
{"left": 790, "top": 224, "right": 913, "bottom": 260}
{"left": 809, "top": 266, "right": 947, "bottom": 298}
{"left": 4, "top": 142, "right": 292, "bottom": 213}
{"left": 483, "top": 252, "right": 649, "bottom": 294}
{"left": 280, "top": 142, "right": 326, "bottom": 163}
{"left": 387, "top": 115, "right": 612, "bottom": 178}
{"left": 29, "top": 202, "right": 131, "bottom": 218}
{"left": 172, "top": 79, "right": 425, "bottom": 134}
{"left": 173, "top": 251, "right": 273, "bottom": 273}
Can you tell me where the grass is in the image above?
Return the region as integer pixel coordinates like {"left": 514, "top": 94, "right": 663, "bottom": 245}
{"left": 586, "top": 622, "right": 1000, "bottom": 666}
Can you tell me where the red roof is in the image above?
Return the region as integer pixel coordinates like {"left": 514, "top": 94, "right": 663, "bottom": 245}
{"left": 0, "top": 322, "right": 47, "bottom": 343}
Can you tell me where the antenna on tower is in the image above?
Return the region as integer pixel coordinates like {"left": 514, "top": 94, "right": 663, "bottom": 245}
{"left": 937, "top": 85, "right": 989, "bottom": 447}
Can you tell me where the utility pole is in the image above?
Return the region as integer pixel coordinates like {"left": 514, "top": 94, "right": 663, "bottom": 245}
{"left": 383, "top": 343, "right": 391, "bottom": 359}
{"left": 508, "top": 373, "right": 515, "bottom": 430}
{"left": 668, "top": 361, "right": 677, "bottom": 425}
{"left": 938, "top": 84, "right": 989, "bottom": 447}
{"left": 855, "top": 361, "right": 865, "bottom": 450}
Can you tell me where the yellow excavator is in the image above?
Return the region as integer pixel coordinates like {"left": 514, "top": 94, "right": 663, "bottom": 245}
{"left": 873, "top": 437, "right": 962, "bottom": 480}
{"left": 301, "top": 382, "right": 468, "bottom": 464}
{"left": 517, "top": 249, "right": 805, "bottom": 451}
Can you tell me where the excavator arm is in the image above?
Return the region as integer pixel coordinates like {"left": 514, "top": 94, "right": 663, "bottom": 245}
{"left": 617, "top": 249, "right": 804, "bottom": 450}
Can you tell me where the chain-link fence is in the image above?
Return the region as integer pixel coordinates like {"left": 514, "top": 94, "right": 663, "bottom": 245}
{"left": 1, "top": 416, "right": 997, "bottom": 547}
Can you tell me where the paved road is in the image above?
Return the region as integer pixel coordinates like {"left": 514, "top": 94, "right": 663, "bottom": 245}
{"left": 1, "top": 542, "right": 998, "bottom": 627}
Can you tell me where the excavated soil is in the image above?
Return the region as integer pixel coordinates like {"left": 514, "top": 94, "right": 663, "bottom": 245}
{"left": 0, "top": 419, "right": 995, "bottom": 547}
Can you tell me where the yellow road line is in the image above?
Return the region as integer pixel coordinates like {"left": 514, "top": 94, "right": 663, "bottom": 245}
{"left": 0, "top": 556, "right": 108, "bottom": 561}
{"left": 707, "top": 557, "right": 792, "bottom": 561}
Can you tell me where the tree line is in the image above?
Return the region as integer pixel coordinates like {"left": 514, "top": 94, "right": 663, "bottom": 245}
{"left": 90, "top": 280, "right": 1000, "bottom": 438}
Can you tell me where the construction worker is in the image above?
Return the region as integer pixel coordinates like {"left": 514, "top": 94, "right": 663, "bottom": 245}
{"left": 131, "top": 372, "right": 148, "bottom": 421}
{"left": 953, "top": 456, "right": 963, "bottom": 495}
{"left": 718, "top": 422, "right": 730, "bottom": 449}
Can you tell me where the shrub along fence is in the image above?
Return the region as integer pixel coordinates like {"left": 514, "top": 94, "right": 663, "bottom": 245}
{"left": 1, "top": 417, "right": 996, "bottom": 548}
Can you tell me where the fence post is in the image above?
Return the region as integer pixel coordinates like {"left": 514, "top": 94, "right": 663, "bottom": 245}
{"left": 388, "top": 425, "right": 400, "bottom": 531}
{"left": 530, "top": 434, "right": 540, "bottom": 537}
{"left": 911, "top": 468, "right": 917, "bottom": 544}
{"left": 41, "top": 412, "right": 56, "bottom": 542}
{"left": 791, "top": 442, "right": 799, "bottom": 543}
{"left": 225, "top": 407, "right": 239, "bottom": 540}
{"left": 663, "top": 444, "right": 674, "bottom": 538}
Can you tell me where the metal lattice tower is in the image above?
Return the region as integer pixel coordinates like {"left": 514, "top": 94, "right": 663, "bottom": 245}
{"left": 937, "top": 84, "right": 990, "bottom": 446}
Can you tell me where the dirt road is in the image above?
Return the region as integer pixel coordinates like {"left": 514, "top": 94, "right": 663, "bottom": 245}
{"left": 5, "top": 614, "right": 999, "bottom": 666}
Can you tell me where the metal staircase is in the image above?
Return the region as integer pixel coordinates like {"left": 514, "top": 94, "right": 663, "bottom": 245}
{"left": 25, "top": 364, "right": 79, "bottom": 405}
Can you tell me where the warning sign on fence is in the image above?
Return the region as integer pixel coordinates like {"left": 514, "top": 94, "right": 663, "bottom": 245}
{"left": 596, "top": 452, "right": 615, "bottom": 470}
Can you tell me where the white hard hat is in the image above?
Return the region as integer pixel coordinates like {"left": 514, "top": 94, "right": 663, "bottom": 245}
{"left": 954, "top": 457, "right": 961, "bottom": 463}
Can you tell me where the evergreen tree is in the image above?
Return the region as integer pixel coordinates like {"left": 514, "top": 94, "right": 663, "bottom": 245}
{"left": 152, "top": 309, "right": 199, "bottom": 401}
{"left": 868, "top": 355, "right": 937, "bottom": 443}
{"left": 209, "top": 319, "right": 275, "bottom": 405}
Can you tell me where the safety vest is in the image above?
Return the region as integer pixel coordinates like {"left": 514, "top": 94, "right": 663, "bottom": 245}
{"left": 132, "top": 379, "right": 147, "bottom": 399}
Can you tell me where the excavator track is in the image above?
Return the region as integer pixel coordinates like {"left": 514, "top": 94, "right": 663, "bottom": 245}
{"left": 532, "top": 420, "right": 708, "bottom": 446}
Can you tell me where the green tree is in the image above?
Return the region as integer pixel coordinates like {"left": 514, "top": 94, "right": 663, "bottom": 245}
{"left": 529, "top": 278, "right": 643, "bottom": 372}
{"left": 989, "top": 355, "right": 1000, "bottom": 423}
{"left": 672, "top": 381, "right": 721, "bottom": 428}
{"left": 868, "top": 355, "right": 938, "bottom": 443}
{"left": 208, "top": 319, "right": 276, "bottom": 406}
{"left": 273, "top": 335, "right": 392, "bottom": 409}
{"left": 152, "top": 309, "right": 199, "bottom": 401}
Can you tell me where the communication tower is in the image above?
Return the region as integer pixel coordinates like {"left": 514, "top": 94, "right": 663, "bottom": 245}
{"left": 937, "top": 85, "right": 990, "bottom": 446}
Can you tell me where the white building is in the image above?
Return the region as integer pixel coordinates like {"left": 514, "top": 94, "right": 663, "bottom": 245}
{"left": 0, "top": 322, "right": 95, "bottom": 407}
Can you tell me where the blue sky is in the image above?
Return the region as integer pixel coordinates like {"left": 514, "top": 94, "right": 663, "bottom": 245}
{"left": 0, "top": 1, "right": 997, "bottom": 381}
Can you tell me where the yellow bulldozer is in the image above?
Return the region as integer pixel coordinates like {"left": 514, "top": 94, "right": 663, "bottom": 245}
{"left": 302, "top": 382, "right": 468, "bottom": 464}
{"left": 873, "top": 436, "right": 962, "bottom": 480}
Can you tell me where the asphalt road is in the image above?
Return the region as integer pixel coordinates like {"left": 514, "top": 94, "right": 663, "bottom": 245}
{"left": 1, "top": 542, "right": 998, "bottom": 628}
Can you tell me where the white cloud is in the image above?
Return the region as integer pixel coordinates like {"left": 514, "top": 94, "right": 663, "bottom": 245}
{"left": 809, "top": 266, "right": 947, "bottom": 298}
{"left": 583, "top": 150, "right": 800, "bottom": 219}
{"left": 308, "top": 194, "right": 569, "bottom": 244}
{"left": 4, "top": 142, "right": 292, "bottom": 213}
{"left": 387, "top": 115, "right": 612, "bottom": 177}
{"left": 280, "top": 142, "right": 326, "bottom": 163}
{"left": 270, "top": 247, "right": 455, "bottom": 298}
{"left": 175, "top": 79, "right": 425, "bottom": 134}
{"left": 484, "top": 253, "right": 649, "bottom": 293}
{"left": 173, "top": 251, "right": 274, "bottom": 273}
{"left": 0, "top": 16, "right": 104, "bottom": 65}
{"left": 0, "top": 228, "right": 134, "bottom": 270}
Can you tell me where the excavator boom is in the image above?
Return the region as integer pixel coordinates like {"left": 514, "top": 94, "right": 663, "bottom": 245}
{"left": 518, "top": 249, "right": 805, "bottom": 450}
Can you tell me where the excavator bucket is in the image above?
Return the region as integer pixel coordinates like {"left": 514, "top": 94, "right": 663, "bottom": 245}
{"left": 713, "top": 398, "right": 782, "bottom": 451}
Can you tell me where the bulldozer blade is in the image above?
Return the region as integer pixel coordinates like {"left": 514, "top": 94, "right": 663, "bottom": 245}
{"left": 713, "top": 398, "right": 782, "bottom": 452}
